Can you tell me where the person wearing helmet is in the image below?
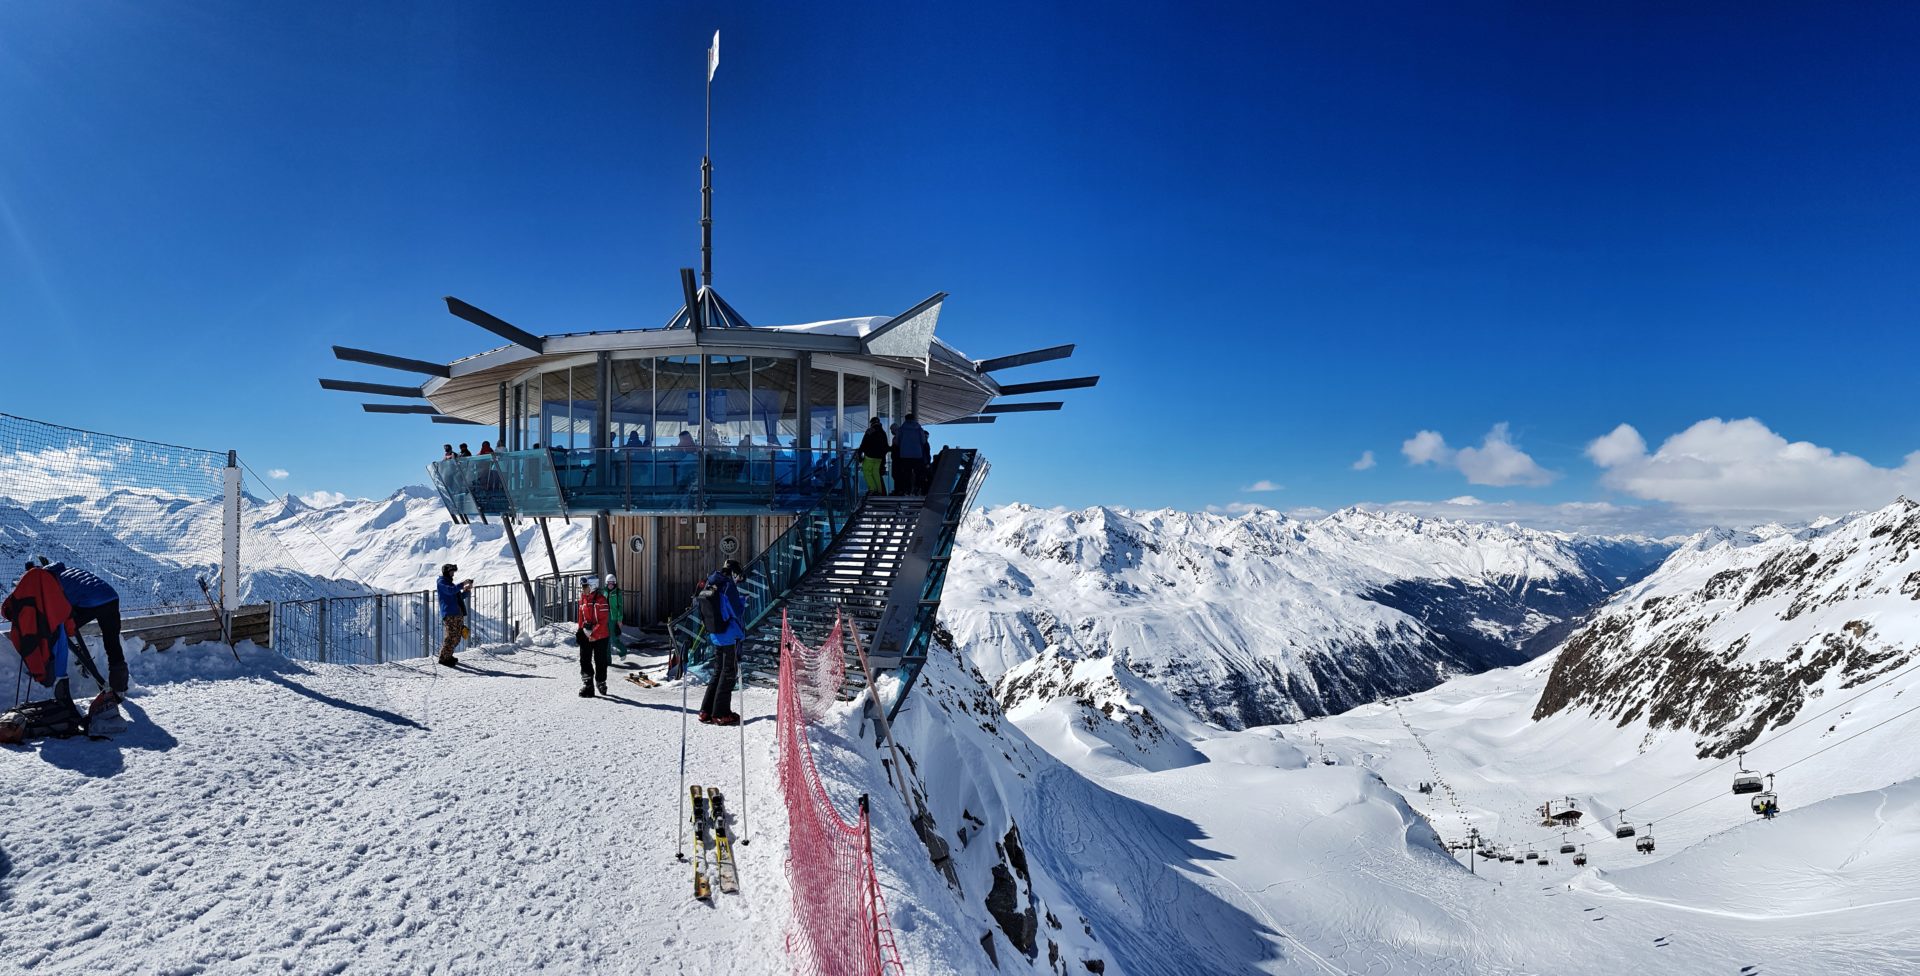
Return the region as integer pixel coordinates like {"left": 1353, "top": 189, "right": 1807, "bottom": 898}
{"left": 576, "top": 576, "right": 612, "bottom": 698}
{"left": 436, "top": 563, "right": 473, "bottom": 667}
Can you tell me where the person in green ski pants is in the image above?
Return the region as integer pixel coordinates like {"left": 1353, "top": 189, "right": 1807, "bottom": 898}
{"left": 604, "top": 573, "right": 625, "bottom": 658}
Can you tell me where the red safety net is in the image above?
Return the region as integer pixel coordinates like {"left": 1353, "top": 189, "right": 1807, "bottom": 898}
{"left": 778, "top": 611, "right": 906, "bottom": 976}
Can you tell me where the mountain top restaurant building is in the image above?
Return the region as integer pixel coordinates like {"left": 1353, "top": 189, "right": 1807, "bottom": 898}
{"left": 320, "top": 282, "right": 1094, "bottom": 627}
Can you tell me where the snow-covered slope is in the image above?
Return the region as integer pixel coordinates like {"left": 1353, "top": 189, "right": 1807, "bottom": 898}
{"left": 1537, "top": 497, "right": 1920, "bottom": 757}
{"left": 946, "top": 504, "right": 1672, "bottom": 729}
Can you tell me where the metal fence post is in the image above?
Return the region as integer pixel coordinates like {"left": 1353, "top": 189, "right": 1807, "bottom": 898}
{"left": 318, "top": 598, "right": 329, "bottom": 663}
{"left": 374, "top": 593, "right": 386, "bottom": 664}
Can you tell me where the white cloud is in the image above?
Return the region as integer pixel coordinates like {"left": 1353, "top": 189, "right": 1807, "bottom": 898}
{"left": 0, "top": 446, "right": 113, "bottom": 503}
{"left": 300, "top": 490, "right": 350, "bottom": 507}
{"left": 1205, "top": 501, "right": 1276, "bottom": 516}
{"left": 267, "top": 468, "right": 290, "bottom": 480}
{"left": 1352, "top": 450, "right": 1376, "bottom": 471}
{"left": 1587, "top": 417, "right": 1920, "bottom": 521}
{"left": 1243, "top": 479, "right": 1282, "bottom": 493}
{"left": 1356, "top": 497, "right": 1696, "bottom": 537}
{"left": 1402, "top": 423, "right": 1556, "bottom": 487}
{"left": 1402, "top": 430, "right": 1452, "bottom": 466}
{"left": 1456, "top": 423, "right": 1557, "bottom": 487}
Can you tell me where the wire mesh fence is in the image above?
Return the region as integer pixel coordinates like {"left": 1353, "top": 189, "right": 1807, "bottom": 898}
{"left": 273, "top": 581, "right": 539, "bottom": 665}
{"left": 0, "top": 412, "right": 239, "bottom": 613}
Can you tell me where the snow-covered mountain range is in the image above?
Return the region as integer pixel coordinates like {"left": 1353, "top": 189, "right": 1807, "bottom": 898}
{"left": 1, "top": 486, "right": 590, "bottom": 609}
{"left": 1536, "top": 496, "right": 1920, "bottom": 758}
{"left": 946, "top": 504, "right": 1674, "bottom": 729}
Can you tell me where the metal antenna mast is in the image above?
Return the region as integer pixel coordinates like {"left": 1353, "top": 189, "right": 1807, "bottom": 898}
{"left": 701, "top": 30, "right": 718, "bottom": 287}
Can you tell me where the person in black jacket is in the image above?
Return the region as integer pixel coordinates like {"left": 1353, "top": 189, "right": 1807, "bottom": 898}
{"left": 858, "top": 418, "right": 888, "bottom": 495}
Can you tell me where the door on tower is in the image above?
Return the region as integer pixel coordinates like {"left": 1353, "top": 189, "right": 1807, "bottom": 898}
{"left": 654, "top": 515, "right": 754, "bottom": 622}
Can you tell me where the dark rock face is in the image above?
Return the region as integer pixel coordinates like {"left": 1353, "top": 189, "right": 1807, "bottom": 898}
{"left": 1536, "top": 500, "right": 1920, "bottom": 758}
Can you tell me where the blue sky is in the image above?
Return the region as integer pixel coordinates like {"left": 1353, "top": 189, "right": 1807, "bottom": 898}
{"left": 4, "top": 2, "right": 1918, "bottom": 533}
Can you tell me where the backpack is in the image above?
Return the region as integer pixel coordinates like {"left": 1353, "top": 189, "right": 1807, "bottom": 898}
{"left": 3, "top": 566, "right": 74, "bottom": 687}
{"left": 0, "top": 697, "right": 87, "bottom": 744}
{"left": 696, "top": 585, "right": 724, "bottom": 633}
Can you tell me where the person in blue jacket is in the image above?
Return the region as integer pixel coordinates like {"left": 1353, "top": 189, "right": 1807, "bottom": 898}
{"left": 435, "top": 563, "right": 473, "bottom": 667}
{"left": 41, "top": 558, "right": 127, "bottom": 696}
{"left": 697, "top": 559, "right": 748, "bottom": 725}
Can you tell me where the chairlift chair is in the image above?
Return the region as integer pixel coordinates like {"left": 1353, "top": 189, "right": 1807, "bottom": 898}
{"left": 1572, "top": 848, "right": 1588, "bottom": 867}
{"left": 1525, "top": 851, "right": 1538, "bottom": 860}
{"left": 1635, "top": 833, "right": 1656, "bottom": 854}
{"left": 1732, "top": 751, "right": 1766, "bottom": 794}
{"left": 1751, "top": 791, "right": 1779, "bottom": 816}
{"left": 1615, "top": 821, "right": 1636, "bottom": 839}
{"left": 1559, "top": 835, "right": 1576, "bottom": 854}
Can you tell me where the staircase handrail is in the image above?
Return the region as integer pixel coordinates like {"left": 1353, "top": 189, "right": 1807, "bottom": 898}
{"left": 669, "top": 451, "right": 863, "bottom": 654}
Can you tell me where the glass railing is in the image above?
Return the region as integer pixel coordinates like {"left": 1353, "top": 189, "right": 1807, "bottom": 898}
{"left": 427, "top": 445, "right": 864, "bottom": 518}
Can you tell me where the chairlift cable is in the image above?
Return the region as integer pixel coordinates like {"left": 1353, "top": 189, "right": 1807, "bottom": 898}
{"left": 1596, "top": 654, "right": 1920, "bottom": 824}
{"left": 238, "top": 458, "right": 381, "bottom": 593}
{"left": 1647, "top": 697, "right": 1920, "bottom": 829}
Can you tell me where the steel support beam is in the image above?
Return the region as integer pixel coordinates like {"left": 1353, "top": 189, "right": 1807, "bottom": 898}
{"left": 991, "top": 375, "right": 1100, "bottom": 396}
{"left": 982, "top": 401, "right": 1063, "bottom": 413}
{"left": 332, "top": 346, "right": 452, "bottom": 377}
{"left": 974, "top": 344, "right": 1074, "bottom": 373}
{"left": 445, "top": 296, "right": 546, "bottom": 353}
{"left": 319, "top": 378, "right": 426, "bottom": 397}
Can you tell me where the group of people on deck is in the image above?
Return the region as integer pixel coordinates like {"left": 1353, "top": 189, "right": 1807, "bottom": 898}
{"left": 858, "top": 412, "right": 930, "bottom": 496}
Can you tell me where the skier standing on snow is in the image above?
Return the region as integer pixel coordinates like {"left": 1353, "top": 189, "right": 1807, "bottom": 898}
{"left": 697, "top": 560, "right": 747, "bottom": 725}
{"left": 436, "top": 564, "right": 472, "bottom": 667}
{"left": 577, "top": 576, "right": 612, "bottom": 698}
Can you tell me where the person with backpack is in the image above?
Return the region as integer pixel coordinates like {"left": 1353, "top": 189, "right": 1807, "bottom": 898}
{"left": 858, "top": 417, "right": 889, "bottom": 495}
{"left": 436, "top": 563, "right": 473, "bottom": 667}
{"left": 576, "top": 576, "right": 612, "bottom": 698}
{"left": 697, "top": 560, "right": 747, "bottom": 724}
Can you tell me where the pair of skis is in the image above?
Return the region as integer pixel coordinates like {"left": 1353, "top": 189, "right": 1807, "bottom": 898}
{"left": 626, "top": 671, "right": 661, "bottom": 689}
{"left": 690, "top": 784, "right": 740, "bottom": 900}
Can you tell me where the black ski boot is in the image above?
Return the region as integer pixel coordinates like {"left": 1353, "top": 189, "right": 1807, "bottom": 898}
{"left": 596, "top": 681, "right": 608, "bottom": 696}
{"left": 578, "top": 683, "right": 595, "bottom": 698}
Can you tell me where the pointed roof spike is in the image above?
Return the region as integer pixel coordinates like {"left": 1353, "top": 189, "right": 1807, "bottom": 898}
{"left": 663, "top": 284, "right": 753, "bottom": 331}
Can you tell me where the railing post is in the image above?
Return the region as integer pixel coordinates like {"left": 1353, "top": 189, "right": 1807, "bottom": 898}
{"left": 423, "top": 592, "right": 432, "bottom": 659}
{"left": 374, "top": 593, "right": 386, "bottom": 663}
{"left": 318, "top": 598, "right": 329, "bottom": 664}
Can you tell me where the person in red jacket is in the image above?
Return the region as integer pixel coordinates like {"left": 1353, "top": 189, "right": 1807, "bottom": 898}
{"left": 576, "top": 576, "right": 612, "bottom": 698}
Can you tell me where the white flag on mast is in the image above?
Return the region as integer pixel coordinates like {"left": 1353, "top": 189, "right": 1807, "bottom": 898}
{"left": 707, "top": 30, "right": 720, "bottom": 81}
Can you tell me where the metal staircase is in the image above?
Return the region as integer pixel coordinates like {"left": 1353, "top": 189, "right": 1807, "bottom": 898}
{"left": 671, "top": 447, "right": 988, "bottom": 720}
{"left": 737, "top": 495, "right": 921, "bottom": 682}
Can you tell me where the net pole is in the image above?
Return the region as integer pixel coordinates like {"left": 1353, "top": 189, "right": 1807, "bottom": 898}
{"left": 223, "top": 451, "right": 241, "bottom": 614}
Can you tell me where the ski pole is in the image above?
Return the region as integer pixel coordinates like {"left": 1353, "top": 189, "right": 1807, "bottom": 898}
{"left": 677, "top": 636, "right": 693, "bottom": 861}
{"left": 738, "top": 658, "right": 750, "bottom": 846}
